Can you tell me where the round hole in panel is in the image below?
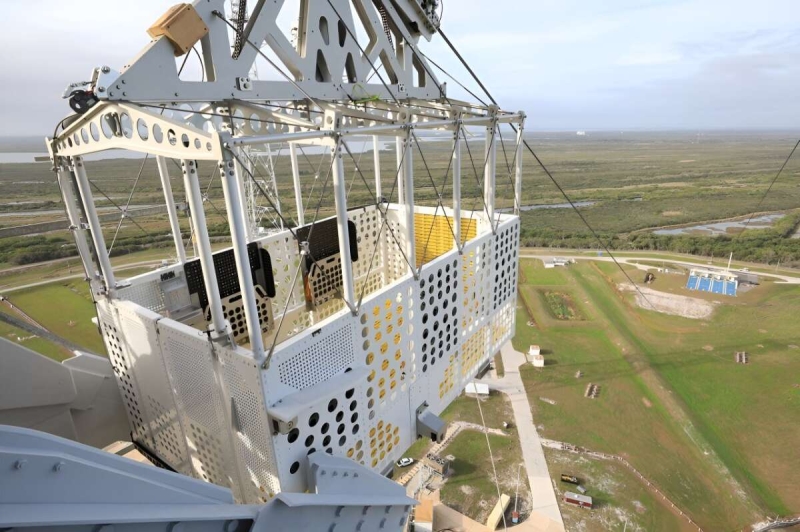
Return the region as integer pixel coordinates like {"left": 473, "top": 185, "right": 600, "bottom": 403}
{"left": 80, "top": 128, "right": 89, "bottom": 144}
{"left": 287, "top": 428, "right": 300, "bottom": 443}
{"left": 136, "top": 118, "right": 149, "bottom": 140}
{"left": 336, "top": 411, "right": 344, "bottom": 422}
{"left": 339, "top": 435, "right": 346, "bottom": 446}
{"left": 349, "top": 400, "right": 357, "bottom": 411}
{"left": 337, "top": 424, "right": 345, "bottom": 435}
{"left": 305, "top": 435, "right": 314, "bottom": 447}
{"left": 153, "top": 124, "right": 163, "bottom": 143}
{"left": 181, "top": 133, "right": 190, "bottom": 148}
{"left": 120, "top": 113, "right": 133, "bottom": 138}
{"left": 323, "top": 435, "right": 331, "bottom": 446}
{"left": 167, "top": 129, "right": 177, "bottom": 146}
{"left": 309, "top": 412, "right": 320, "bottom": 427}
{"left": 72, "top": 133, "right": 80, "bottom": 146}
{"left": 194, "top": 138, "right": 201, "bottom": 149}
{"left": 327, "top": 398, "right": 338, "bottom": 412}
{"left": 345, "top": 388, "right": 354, "bottom": 399}
{"left": 289, "top": 461, "right": 300, "bottom": 474}
{"left": 90, "top": 122, "right": 100, "bottom": 141}
{"left": 321, "top": 422, "right": 329, "bottom": 434}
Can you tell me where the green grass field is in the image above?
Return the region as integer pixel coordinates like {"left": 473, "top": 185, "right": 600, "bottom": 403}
{"left": 545, "top": 448, "right": 697, "bottom": 532}
{"left": 516, "top": 258, "right": 800, "bottom": 529}
{"left": 5, "top": 280, "right": 106, "bottom": 355}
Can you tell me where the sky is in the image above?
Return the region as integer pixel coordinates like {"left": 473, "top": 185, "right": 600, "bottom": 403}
{"left": 1, "top": 0, "right": 798, "bottom": 136}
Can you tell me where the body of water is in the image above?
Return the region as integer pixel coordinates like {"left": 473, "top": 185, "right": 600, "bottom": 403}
{"left": 653, "top": 213, "right": 785, "bottom": 236}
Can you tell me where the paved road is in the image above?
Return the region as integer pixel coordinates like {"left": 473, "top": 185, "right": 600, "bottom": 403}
{"left": 479, "top": 342, "right": 565, "bottom": 531}
{"left": 0, "top": 260, "right": 165, "bottom": 293}
{"left": 520, "top": 253, "right": 800, "bottom": 285}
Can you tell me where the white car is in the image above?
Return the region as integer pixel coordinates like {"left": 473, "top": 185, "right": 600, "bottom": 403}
{"left": 396, "top": 457, "right": 414, "bottom": 468}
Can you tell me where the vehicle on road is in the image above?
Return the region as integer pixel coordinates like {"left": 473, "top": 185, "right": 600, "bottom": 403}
{"left": 396, "top": 457, "right": 414, "bottom": 468}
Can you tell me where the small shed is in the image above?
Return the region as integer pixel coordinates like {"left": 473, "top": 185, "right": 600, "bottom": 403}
{"left": 465, "top": 382, "right": 490, "bottom": 396}
{"left": 529, "top": 345, "right": 541, "bottom": 356}
{"left": 563, "top": 491, "right": 592, "bottom": 509}
{"left": 531, "top": 354, "right": 545, "bottom": 368}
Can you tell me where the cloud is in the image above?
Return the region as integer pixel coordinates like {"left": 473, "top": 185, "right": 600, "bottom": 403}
{"left": 617, "top": 50, "right": 681, "bottom": 66}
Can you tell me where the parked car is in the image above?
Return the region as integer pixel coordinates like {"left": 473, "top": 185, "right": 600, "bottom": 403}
{"left": 396, "top": 457, "right": 414, "bottom": 468}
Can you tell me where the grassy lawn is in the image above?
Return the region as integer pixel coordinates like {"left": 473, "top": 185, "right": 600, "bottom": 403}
{"left": 0, "top": 312, "right": 72, "bottom": 361}
{"left": 515, "top": 258, "right": 797, "bottom": 530}
{"left": 545, "top": 448, "right": 697, "bottom": 532}
{"left": 519, "top": 258, "right": 566, "bottom": 286}
{"left": 440, "top": 429, "right": 527, "bottom": 525}
{"left": 591, "top": 261, "right": 800, "bottom": 515}
{"left": 5, "top": 280, "right": 105, "bottom": 354}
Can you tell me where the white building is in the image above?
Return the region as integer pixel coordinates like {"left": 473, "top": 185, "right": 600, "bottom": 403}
{"left": 465, "top": 382, "right": 490, "bottom": 396}
{"left": 544, "top": 257, "right": 571, "bottom": 269}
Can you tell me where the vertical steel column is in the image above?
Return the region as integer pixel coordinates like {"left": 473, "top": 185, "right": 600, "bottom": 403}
{"left": 181, "top": 159, "right": 227, "bottom": 336}
{"left": 402, "top": 131, "right": 416, "bottom": 273}
{"left": 71, "top": 156, "right": 116, "bottom": 292}
{"left": 234, "top": 148, "right": 252, "bottom": 239}
{"left": 514, "top": 117, "right": 525, "bottom": 216}
{"left": 221, "top": 155, "right": 265, "bottom": 360}
{"left": 396, "top": 136, "right": 405, "bottom": 203}
{"left": 266, "top": 144, "right": 283, "bottom": 230}
{"left": 373, "top": 135, "right": 382, "bottom": 199}
{"left": 452, "top": 124, "right": 462, "bottom": 249}
{"left": 156, "top": 156, "right": 187, "bottom": 263}
{"left": 56, "top": 164, "right": 94, "bottom": 279}
{"left": 289, "top": 143, "right": 305, "bottom": 226}
{"left": 484, "top": 120, "right": 497, "bottom": 226}
{"left": 331, "top": 139, "right": 356, "bottom": 309}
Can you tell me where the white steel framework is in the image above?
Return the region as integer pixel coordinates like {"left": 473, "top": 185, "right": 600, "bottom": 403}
{"left": 46, "top": 0, "right": 525, "bottom": 503}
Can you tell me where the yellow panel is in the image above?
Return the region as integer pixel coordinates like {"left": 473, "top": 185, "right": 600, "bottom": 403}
{"left": 414, "top": 214, "right": 478, "bottom": 267}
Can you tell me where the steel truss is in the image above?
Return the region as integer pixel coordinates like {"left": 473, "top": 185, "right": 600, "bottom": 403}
{"left": 45, "top": 0, "right": 526, "bottom": 504}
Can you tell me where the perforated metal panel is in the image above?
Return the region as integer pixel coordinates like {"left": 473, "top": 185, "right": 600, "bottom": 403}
{"left": 461, "top": 232, "right": 492, "bottom": 337}
{"left": 96, "top": 300, "right": 153, "bottom": 451}
{"left": 277, "top": 324, "right": 355, "bottom": 391}
{"left": 98, "top": 205, "right": 519, "bottom": 499}
{"left": 271, "top": 377, "right": 369, "bottom": 492}
{"left": 116, "top": 278, "right": 166, "bottom": 314}
{"left": 492, "top": 217, "right": 520, "bottom": 311}
{"left": 358, "top": 278, "right": 414, "bottom": 414}
{"left": 157, "top": 319, "right": 242, "bottom": 499}
{"left": 115, "top": 302, "right": 191, "bottom": 470}
{"left": 417, "top": 256, "right": 460, "bottom": 376}
{"left": 220, "top": 347, "right": 281, "bottom": 500}
{"left": 205, "top": 285, "right": 273, "bottom": 343}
